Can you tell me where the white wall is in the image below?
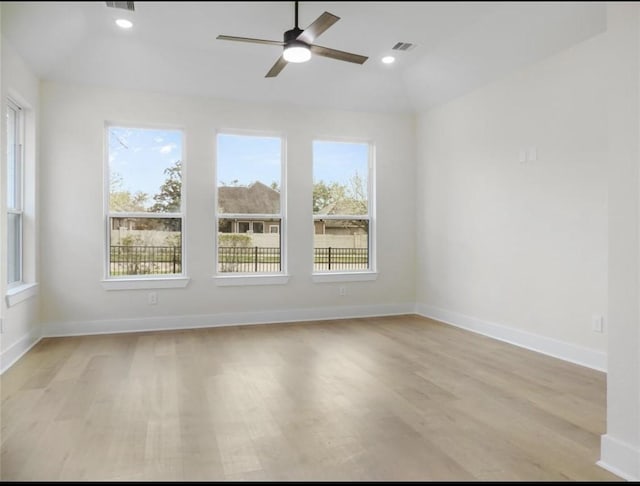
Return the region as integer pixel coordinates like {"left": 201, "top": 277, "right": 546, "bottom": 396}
{"left": 599, "top": 3, "right": 640, "bottom": 481}
{"left": 0, "top": 37, "right": 41, "bottom": 372}
{"left": 415, "top": 31, "right": 608, "bottom": 369}
{"left": 39, "top": 82, "right": 416, "bottom": 334}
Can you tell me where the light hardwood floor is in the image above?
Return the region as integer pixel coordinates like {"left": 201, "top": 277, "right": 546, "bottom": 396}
{"left": 0, "top": 315, "right": 620, "bottom": 481}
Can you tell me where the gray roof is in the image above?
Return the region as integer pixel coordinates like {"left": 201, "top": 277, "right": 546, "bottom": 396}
{"left": 218, "top": 182, "right": 280, "bottom": 214}
{"left": 316, "top": 198, "right": 367, "bottom": 216}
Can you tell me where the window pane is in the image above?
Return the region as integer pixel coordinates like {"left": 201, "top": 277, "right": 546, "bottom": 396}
{"left": 108, "top": 127, "right": 182, "bottom": 213}
{"left": 313, "top": 219, "right": 368, "bottom": 271}
{"left": 217, "top": 134, "right": 281, "bottom": 214}
{"left": 218, "top": 219, "right": 232, "bottom": 233}
{"left": 7, "top": 105, "right": 17, "bottom": 209}
{"left": 313, "top": 141, "right": 368, "bottom": 216}
{"left": 109, "top": 217, "right": 182, "bottom": 276}
{"left": 7, "top": 212, "right": 21, "bottom": 284}
{"left": 218, "top": 218, "right": 280, "bottom": 273}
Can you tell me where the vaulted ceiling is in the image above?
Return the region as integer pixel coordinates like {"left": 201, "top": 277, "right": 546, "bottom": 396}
{"left": 2, "top": 1, "right": 606, "bottom": 113}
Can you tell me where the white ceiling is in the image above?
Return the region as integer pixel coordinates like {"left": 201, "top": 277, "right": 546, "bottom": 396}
{"left": 2, "top": 1, "right": 606, "bottom": 114}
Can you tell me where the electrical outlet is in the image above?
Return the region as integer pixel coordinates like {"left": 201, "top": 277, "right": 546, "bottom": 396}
{"left": 148, "top": 292, "right": 157, "bottom": 305}
{"left": 339, "top": 286, "right": 346, "bottom": 296}
{"left": 592, "top": 315, "right": 603, "bottom": 333}
{"left": 519, "top": 149, "right": 527, "bottom": 163}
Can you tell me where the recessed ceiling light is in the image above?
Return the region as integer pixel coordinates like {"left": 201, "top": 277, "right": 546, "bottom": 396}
{"left": 115, "top": 18, "right": 133, "bottom": 29}
{"left": 382, "top": 56, "right": 395, "bottom": 64}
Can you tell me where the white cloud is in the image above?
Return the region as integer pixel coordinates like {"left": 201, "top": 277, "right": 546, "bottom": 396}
{"left": 159, "top": 143, "right": 177, "bottom": 154}
{"left": 153, "top": 136, "right": 164, "bottom": 143}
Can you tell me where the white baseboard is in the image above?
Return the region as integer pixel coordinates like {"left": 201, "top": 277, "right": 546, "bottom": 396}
{"left": 43, "top": 303, "right": 416, "bottom": 338}
{"left": 599, "top": 434, "right": 640, "bottom": 481}
{"left": 415, "top": 303, "right": 607, "bottom": 372}
{"left": 1, "top": 329, "right": 42, "bottom": 374}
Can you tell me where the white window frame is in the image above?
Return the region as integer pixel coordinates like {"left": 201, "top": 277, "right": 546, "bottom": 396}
{"left": 7, "top": 99, "right": 24, "bottom": 289}
{"left": 5, "top": 94, "right": 39, "bottom": 307}
{"left": 312, "top": 138, "right": 377, "bottom": 283}
{"left": 213, "top": 130, "right": 288, "bottom": 286}
{"left": 101, "top": 123, "right": 189, "bottom": 290}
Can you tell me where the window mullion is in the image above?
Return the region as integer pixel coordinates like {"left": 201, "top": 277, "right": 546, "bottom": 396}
{"left": 108, "top": 212, "right": 183, "bottom": 219}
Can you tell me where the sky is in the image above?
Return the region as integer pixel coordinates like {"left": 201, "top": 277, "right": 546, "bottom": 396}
{"left": 217, "top": 134, "right": 281, "bottom": 186}
{"left": 312, "top": 140, "right": 369, "bottom": 187}
{"left": 108, "top": 127, "right": 182, "bottom": 204}
{"left": 108, "top": 128, "right": 369, "bottom": 204}
{"left": 217, "top": 134, "right": 369, "bottom": 187}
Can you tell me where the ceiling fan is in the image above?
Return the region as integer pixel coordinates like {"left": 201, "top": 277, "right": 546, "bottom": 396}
{"left": 217, "top": 1, "right": 368, "bottom": 78}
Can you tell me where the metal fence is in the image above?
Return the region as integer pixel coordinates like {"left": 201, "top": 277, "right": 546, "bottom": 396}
{"left": 218, "top": 246, "right": 281, "bottom": 273}
{"left": 313, "top": 247, "right": 369, "bottom": 271}
{"left": 110, "top": 245, "right": 181, "bottom": 275}
{"left": 218, "top": 247, "right": 368, "bottom": 272}
{"left": 110, "top": 245, "right": 369, "bottom": 275}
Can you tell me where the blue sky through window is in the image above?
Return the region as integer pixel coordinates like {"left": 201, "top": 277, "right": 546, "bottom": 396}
{"left": 109, "top": 129, "right": 369, "bottom": 202}
{"left": 108, "top": 127, "right": 182, "bottom": 204}
{"left": 217, "top": 134, "right": 281, "bottom": 187}
{"left": 216, "top": 134, "right": 369, "bottom": 188}
{"left": 313, "top": 141, "right": 369, "bottom": 186}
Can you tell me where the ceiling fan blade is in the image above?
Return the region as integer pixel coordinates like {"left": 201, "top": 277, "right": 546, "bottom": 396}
{"left": 265, "top": 56, "right": 288, "bottom": 78}
{"left": 297, "top": 12, "right": 339, "bottom": 44}
{"left": 217, "top": 35, "right": 284, "bottom": 47}
{"left": 309, "top": 45, "right": 368, "bottom": 65}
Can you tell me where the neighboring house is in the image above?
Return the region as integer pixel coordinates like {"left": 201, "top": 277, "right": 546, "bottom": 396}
{"left": 314, "top": 199, "right": 368, "bottom": 235}
{"left": 218, "top": 181, "right": 280, "bottom": 234}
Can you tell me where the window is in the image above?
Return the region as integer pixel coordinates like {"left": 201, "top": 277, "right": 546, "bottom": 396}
{"left": 106, "top": 126, "right": 184, "bottom": 278}
{"left": 216, "top": 133, "right": 284, "bottom": 275}
{"left": 7, "top": 100, "right": 23, "bottom": 286}
{"left": 253, "top": 222, "right": 264, "bottom": 234}
{"left": 313, "top": 140, "right": 373, "bottom": 273}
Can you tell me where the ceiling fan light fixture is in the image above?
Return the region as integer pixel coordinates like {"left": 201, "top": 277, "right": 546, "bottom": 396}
{"left": 283, "top": 42, "right": 311, "bottom": 63}
{"left": 217, "top": 2, "right": 367, "bottom": 77}
{"left": 115, "top": 18, "right": 133, "bottom": 29}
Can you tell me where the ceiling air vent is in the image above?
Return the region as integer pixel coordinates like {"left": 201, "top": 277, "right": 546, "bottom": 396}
{"left": 392, "top": 42, "right": 415, "bottom": 51}
{"left": 106, "top": 1, "right": 135, "bottom": 11}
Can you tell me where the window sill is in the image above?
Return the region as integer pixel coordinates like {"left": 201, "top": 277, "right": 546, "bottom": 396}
{"left": 213, "top": 274, "right": 290, "bottom": 286}
{"left": 312, "top": 272, "right": 378, "bottom": 283}
{"left": 101, "top": 277, "right": 190, "bottom": 290}
{"left": 6, "top": 282, "right": 39, "bottom": 307}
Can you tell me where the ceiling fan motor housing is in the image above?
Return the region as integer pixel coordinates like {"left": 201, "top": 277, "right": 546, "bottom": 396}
{"left": 284, "top": 27, "right": 307, "bottom": 47}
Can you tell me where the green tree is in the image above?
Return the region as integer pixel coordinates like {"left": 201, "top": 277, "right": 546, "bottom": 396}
{"left": 313, "top": 180, "right": 346, "bottom": 213}
{"left": 313, "top": 172, "right": 367, "bottom": 215}
{"left": 150, "top": 160, "right": 182, "bottom": 213}
{"left": 345, "top": 171, "right": 368, "bottom": 215}
{"left": 109, "top": 172, "right": 149, "bottom": 212}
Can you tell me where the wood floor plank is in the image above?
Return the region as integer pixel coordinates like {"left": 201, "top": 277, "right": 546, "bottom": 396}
{"left": 0, "top": 315, "right": 621, "bottom": 481}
